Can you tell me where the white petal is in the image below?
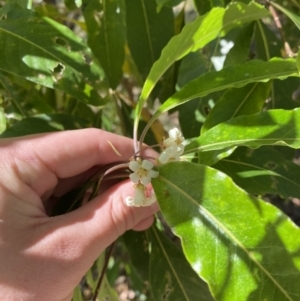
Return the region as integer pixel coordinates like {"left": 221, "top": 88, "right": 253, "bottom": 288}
{"left": 129, "top": 160, "right": 141, "bottom": 172}
{"left": 129, "top": 173, "right": 139, "bottom": 183}
{"left": 149, "top": 169, "right": 159, "bottom": 178}
{"left": 141, "top": 159, "right": 154, "bottom": 170}
{"left": 158, "top": 151, "right": 170, "bottom": 164}
{"left": 168, "top": 127, "right": 180, "bottom": 139}
{"left": 163, "top": 137, "right": 176, "bottom": 148}
{"left": 133, "top": 185, "right": 146, "bottom": 206}
{"left": 141, "top": 175, "right": 151, "bottom": 186}
{"left": 177, "top": 144, "right": 184, "bottom": 155}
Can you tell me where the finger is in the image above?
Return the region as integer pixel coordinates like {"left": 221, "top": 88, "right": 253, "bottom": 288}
{"left": 2, "top": 128, "right": 135, "bottom": 179}
{"left": 132, "top": 215, "right": 155, "bottom": 231}
{"left": 48, "top": 180, "right": 159, "bottom": 264}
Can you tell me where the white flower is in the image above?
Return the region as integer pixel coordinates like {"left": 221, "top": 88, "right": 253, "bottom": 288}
{"left": 125, "top": 183, "right": 156, "bottom": 207}
{"left": 158, "top": 144, "right": 183, "bottom": 164}
{"left": 163, "top": 127, "right": 185, "bottom": 149}
{"left": 158, "top": 128, "right": 185, "bottom": 164}
{"left": 129, "top": 159, "right": 159, "bottom": 185}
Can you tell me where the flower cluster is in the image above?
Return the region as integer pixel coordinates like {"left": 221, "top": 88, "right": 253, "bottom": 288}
{"left": 158, "top": 128, "right": 185, "bottom": 164}
{"left": 125, "top": 127, "right": 184, "bottom": 207}
{"left": 125, "top": 159, "right": 158, "bottom": 207}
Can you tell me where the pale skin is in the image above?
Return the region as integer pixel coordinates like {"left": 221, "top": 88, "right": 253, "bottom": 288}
{"left": 0, "top": 128, "right": 159, "bottom": 301}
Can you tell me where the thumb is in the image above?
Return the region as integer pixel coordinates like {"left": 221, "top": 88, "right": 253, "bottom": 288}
{"left": 51, "top": 180, "right": 159, "bottom": 263}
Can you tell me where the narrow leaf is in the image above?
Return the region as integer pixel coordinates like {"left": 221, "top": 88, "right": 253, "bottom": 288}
{"left": 0, "top": 4, "right": 106, "bottom": 105}
{"left": 138, "top": 2, "right": 269, "bottom": 107}
{"left": 152, "top": 162, "right": 300, "bottom": 300}
{"left": 202, "top": 82, "right": 271, "bottom": 133}
{"left": 213, "top": 146, "right": 300, "bottom": 199}
{"left": 134, "top": 2, "right": 269, "bottom": 138}
{"left": 125, "top": 0, "right": 174, "bottom": 79}
{"left": 186, "top": 108, "right": 300, "bottom": 153}
{"left": 144, "top": 58, "right": 299, "bottom": 137}
{"left": 82, "top": 0, "right": 126, "bottom": 89}
{"left": 157, "top": 58, "right": 298, "bottom": 117}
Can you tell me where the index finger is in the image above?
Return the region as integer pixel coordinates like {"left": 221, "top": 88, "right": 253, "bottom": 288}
{"left": 3, "top": 128, "right": 135, "bottom": 179}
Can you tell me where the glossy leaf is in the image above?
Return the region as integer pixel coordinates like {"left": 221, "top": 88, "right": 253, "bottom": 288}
{"left": 152, "top": 162, "right": 300, "bottom": 300}
{"left": 144, "top": 58, "right": 299, "bottom": 136}
{"left": 125, "top": 0, "right": 174, "bottom": 79}
{"left": 138, "top": 2, "right": 269, "bottom": 109}
{"left": 82, "top": 0, "right": 126, "bottom": 89}
{"left": 134, "top": 2, "right": 269, "bottom": 139}
{"left": 186, "top": 108, "right": 300, "bottom": 153}
{"left": 0, "top": 4, "right": 106, "bottom": 105}
{"left": 150, "top": 226, "right": 214, "bottom": 301}
{"left": 213, "top": 146, "right": 300, "bottom": 198}
{"left": 157, "top": 58, "right": 298, "bottom": 117}
{"left": 202, "top": 82, "right": 271, "bottom": 133}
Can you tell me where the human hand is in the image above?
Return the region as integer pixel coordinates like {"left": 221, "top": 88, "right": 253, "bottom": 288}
{"left": 0, "top": 129, "right": 159, "bottom": 301}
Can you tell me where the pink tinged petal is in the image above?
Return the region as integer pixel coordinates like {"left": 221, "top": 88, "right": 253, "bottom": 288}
{"left": 129, "top": 161, "right": 141, "bottom": 172}
{"left": 129, "top": 173, "right": 139, "bottom": 183}
{"left": 142, "top": 159, "right": 154, "bottom": 170}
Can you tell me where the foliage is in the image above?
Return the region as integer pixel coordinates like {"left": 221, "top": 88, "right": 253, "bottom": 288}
{"left": 1, "top": 0, "right": 300, "bottom": 300}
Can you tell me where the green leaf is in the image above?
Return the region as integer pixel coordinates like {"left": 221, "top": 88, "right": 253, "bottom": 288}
{"left": 186, "top": 108, "right": 300, "bottom": 153}
{"left": 0, "top": 4, "right": 106, "bottom": 105}
{"left": 157, "top": 58, "right": 298, "bottom": 117}
{"left": 193, "top": 0, "right": 213, "bottom": 15}
{"left": 0, "top": 71, "right": 28, "bottom": 117}
{"left": 202, "top": 82, "right": 271, "bottom": 133}
{"left": 150, "top": 226, "right": 214, "bottom": 301}
{"left": 72, "top": 286, "right": 84, "bottom": 301}
{"left": 270, "top": 1, "right": 300, "bottom": 31}
{"left": 224, "top": 22, "right": 255, "bottom": 66}
{"left": 0, "top": 107, "right": 6, "bottom": 134}
{"left": 152, "top": 162, "right": 300, "bottom": 300}
{"left": 85, "top": 253, "right": 118, "bottom": 301}
{"left": 144, "top": 58, "right": 299, "bottom": 136}
{"left": 123, "top": 230, "right": 151, "bottom": 282}
{"left": 0, "top": 114, "right": 90, "bottom": 138}
{"left": 125, "top": 0, "right": 174, "bottom": 79}
{"left": 82, "top": 0, "right": 126, "bottom": 89}
{"left": 155, "top": 0, "right": 182, "bottom": 9}
{"left": 138, "top": 1, "right": 269, "bottom": 108}
{"left": 213, "top": 146, "right": 300, "bottom": 198}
